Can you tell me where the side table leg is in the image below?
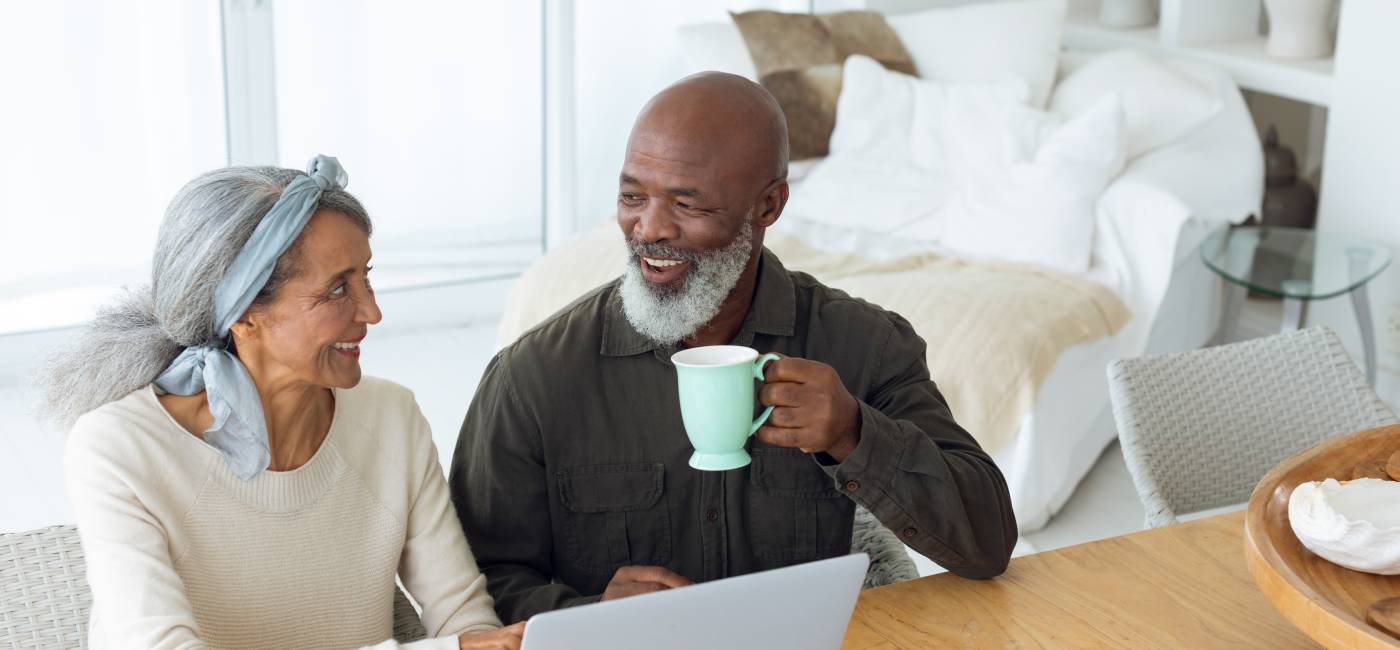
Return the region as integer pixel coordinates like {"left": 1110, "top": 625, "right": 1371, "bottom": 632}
{"left": 1351, "top": 285, "right": 1377, "bottom": 385}
{"left": 1214, "top": 281, "right": 1245, "bottom": 345}
{"left": 1281, "top": 297, "right": 1308, "bottom": 333}
{"left": 1279, "top": 278, "right": 1313, "bottom": 335}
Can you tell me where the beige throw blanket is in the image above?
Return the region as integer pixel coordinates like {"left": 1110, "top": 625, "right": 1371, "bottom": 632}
{"left": 498, "top": 224, "right": 1130, "bottom": 455}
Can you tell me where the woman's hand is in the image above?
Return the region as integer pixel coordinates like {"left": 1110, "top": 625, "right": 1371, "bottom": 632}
{"left": 458, "top": 622, "right": 525, "bottom": 650}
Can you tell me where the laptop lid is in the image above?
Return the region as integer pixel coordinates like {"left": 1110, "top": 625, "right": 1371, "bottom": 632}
{"left": 520, "top": 553, "right": 870, "bottom": 650}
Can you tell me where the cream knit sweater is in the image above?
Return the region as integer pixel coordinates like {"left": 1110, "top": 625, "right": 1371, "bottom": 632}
{"left": 64, "top": 377, "right": 500, "bottom": 649}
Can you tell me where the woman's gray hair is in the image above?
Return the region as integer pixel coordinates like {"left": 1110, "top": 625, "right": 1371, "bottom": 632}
{"left": 36, "top": 165, "right": 372, "bottom": 428}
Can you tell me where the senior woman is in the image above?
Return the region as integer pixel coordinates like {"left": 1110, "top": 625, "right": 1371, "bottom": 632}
{"left": 39, "top": 157, "right": 522, "bottom": 650}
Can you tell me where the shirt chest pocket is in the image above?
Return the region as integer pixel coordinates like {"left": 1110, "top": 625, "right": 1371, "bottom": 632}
{"left": 557, "top": 462, "right": 672, "bottom": 575}
{"left": 748, "top": 447, "right": 852, "bottom": 570}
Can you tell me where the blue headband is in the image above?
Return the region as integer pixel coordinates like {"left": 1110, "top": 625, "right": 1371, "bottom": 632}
{"left": 154, "top": 155, "right": 349, "bottom": 480}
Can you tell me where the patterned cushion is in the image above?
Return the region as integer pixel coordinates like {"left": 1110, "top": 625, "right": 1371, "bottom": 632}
{"left": 730, "top": 10, "right": 916, "bottom": 159}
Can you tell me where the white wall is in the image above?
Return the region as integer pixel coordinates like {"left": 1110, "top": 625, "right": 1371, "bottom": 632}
{"left": 273, "top": 0, "right": 544, "bottom": 247}
{"left": 1312, "top": 0, "right": 1400, "bottom": 404}
{"left": 564, "top": 0, "right": 810, "bottom": 238}
{"left": 0, "top": 1, "right": 226, "bottom": 332}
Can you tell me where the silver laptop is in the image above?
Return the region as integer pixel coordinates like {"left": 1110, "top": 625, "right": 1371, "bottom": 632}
{"left": 521, "top": 553, "right": 869, "bottom": 650}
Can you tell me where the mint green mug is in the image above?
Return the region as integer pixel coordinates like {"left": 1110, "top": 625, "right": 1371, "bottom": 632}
{"left": 671, "top": 345, "right": 781, "bottom": 471}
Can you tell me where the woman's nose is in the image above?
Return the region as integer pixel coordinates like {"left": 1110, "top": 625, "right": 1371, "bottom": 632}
{"left": 356, "top": 289, "right": 382, "bottom": 325}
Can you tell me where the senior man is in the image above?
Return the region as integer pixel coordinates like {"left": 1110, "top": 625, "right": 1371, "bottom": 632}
{"left": 451, "top": 72, "right": 1016, "bottom": 624}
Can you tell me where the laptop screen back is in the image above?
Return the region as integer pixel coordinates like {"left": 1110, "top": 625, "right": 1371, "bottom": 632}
{"left": 521, "top": 553, "right": 870, "bottom": 650}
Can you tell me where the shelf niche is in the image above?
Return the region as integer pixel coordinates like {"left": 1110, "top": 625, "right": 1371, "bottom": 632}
{"left": 1064, "top": 0, "right": 1336, "bottom": 106}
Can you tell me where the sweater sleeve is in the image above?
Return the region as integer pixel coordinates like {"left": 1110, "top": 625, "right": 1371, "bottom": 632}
{"left": 64, "top": 414, "right": 208, "bottom": 650}
{"left": 396, "top": 402, "right": 502, "bottom": 638}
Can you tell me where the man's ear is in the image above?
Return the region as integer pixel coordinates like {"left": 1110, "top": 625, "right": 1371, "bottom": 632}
{"left": 754, "top": 179, "right": 789, "bottom": 229}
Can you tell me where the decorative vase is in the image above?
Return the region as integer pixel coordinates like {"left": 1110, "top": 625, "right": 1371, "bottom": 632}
{"left": 1264, "top": 0, "right": 1338, "bottom": 60}
{"left": 1261, "top": 126, "right": 1318, "bottom": 230}
{"left": 1098, "top": 0, "right": 1158, "bottom": 28}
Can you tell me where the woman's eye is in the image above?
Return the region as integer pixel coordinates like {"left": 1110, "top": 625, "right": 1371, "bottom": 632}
{"left": 330, "top": 283, "right": 347, "bottom": 296}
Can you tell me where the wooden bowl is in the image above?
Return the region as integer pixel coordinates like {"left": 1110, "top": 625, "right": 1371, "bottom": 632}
{"left": 1245, "top": 424, "right": 1400, "bottom": 649}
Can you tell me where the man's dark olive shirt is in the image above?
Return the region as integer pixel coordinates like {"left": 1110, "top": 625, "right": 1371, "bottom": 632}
{"left": 451, "top": 249, "right": 1016, "bottom": 624}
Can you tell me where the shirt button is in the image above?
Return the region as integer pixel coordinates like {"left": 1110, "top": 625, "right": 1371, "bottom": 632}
{"left": 706, "top": 509, "right": 719, "bottom": 522}
{"left": 902, "top": 527, "right": 918, "bottom": 539}
{"left": 844, "top": 480, "right": 860, "bottom": 492}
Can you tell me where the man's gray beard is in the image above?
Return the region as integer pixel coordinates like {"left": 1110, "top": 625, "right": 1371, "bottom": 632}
{"left": 619, "top": 220, "right": 754, "bottom": 346}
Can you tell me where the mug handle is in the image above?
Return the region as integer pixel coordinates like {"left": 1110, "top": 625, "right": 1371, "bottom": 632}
{"left": 749, "top": 353, "right": 781, "bottom": 436}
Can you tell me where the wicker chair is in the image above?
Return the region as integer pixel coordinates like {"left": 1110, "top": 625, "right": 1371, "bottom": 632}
{"left": 0, "top": 525, "right": 429, "bottom": 647}
{"left": 1107, "top": 326, "right": 1398, "bottom": 528}
{"left": 0, "top": 526, "right": 89, "bottom": 648}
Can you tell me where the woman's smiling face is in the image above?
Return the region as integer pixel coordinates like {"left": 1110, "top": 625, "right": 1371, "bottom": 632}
{"left": 234, "top": 209, "right": 381, "bottom": 390}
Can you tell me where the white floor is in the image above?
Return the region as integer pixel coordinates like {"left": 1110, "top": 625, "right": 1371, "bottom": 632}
{"left": 0, "top": 283, "right": 1285, "bottom": 574}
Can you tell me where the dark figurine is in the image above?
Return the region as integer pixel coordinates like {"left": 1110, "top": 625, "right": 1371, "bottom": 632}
{"left": 1261, "top": 125, "right": 1318, "bottom": 230}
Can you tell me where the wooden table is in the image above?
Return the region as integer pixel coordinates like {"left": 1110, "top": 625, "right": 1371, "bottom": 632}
{"left": 841, "top": 511, "right": 1318, "bottom": 648}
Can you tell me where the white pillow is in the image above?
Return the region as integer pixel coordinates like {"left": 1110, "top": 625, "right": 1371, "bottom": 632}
{"left": 1050, "top": 49, "right": 1221, "bottom": 160}
{"left": 830, "top": 54, "right": 1030, "bottom": 171}
{"left": 676, "top": 21, "right": 757, "bottom": 80}
{"left": 886, "top": 0, "right": 1066, "bottom": 108}
{"left": 1120, "top": 58, "right": 1263, "bottom": 224}
{"left": 938, "top": 93, "right": 1127, "bottom": 273}
{"left": 784, "top": 55, "right": 1027, "bottom": 238}
{"left": 788, "top": 54, "right": 1125, "bottom": 274}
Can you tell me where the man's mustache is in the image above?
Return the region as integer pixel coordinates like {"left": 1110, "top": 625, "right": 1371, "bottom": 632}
{"left": 627, "top": 239, "right": 702, "bottom": 263}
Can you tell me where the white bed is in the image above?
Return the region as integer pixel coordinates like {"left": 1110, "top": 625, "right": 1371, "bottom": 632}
{"left": 993, "top": 52, "right": 1263, "bottom": 529}
{"left": 762, "top": 172, "right": 1238, "bottom": 530}
{"left": 832, "top": 60, "right": 1259, "bottom": 532}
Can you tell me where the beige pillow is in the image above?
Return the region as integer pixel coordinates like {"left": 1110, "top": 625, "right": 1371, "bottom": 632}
{"left": 731, "top": 10, "right": 916, "bottom": 160}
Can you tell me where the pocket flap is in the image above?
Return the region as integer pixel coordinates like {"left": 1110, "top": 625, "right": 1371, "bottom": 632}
{"left": 557, "top": 462, "right": 665, "bottom": 513}
{"left": 751, "top": 447, "right": 842, "bottom": 499}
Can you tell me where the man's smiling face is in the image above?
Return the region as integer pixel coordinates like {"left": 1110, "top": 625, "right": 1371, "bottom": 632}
{"left": 615, "top": 127, "right": 759, "bottom": 345}
{"left": 616, "top": 123, "right": 759, "bottom": 293}
{"left": 613, "top": 72, "right": 791, "bottom": 346}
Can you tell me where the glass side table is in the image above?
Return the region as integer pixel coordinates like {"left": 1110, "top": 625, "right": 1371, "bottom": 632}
{"left": 1200, "top": 226, "right": 1391, "bottom": 383}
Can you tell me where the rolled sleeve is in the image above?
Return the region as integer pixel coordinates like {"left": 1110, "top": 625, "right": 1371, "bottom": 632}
{"left": 817, "top": 316, "right": 1017, "bottom": 579}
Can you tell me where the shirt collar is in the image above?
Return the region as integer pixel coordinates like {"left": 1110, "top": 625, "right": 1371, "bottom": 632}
{"left": 602, "top": 248, "right": 796, "bottom": 357}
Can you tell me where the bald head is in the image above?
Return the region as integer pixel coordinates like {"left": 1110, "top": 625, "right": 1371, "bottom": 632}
{"left": 628, "top": 72, "right": 789, "bottom": 187}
